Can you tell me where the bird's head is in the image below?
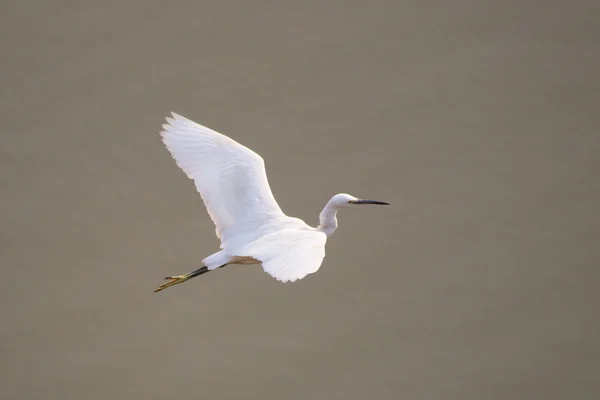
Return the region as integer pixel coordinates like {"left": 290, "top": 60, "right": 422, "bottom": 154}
{"left": 318, "top": 193, "right": 390, "bottom": 236}
{"left": 330, "top": 193, "right": 390, "bottom": 208}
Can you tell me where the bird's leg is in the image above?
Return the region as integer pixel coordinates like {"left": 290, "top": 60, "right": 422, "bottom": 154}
{"left": 153, "top": 266, "right": 209, "bottom": 293}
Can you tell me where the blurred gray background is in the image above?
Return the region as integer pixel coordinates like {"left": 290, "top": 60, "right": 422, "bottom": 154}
{"left": 1, "top": 1, "right": 599, "bottom": 399}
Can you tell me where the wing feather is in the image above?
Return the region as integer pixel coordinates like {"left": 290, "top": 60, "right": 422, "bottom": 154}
{"left": 232, "top": 229, "right": 327, "bottom": 283}
{"left": 160, "top": 113, "right": 287, "bottom": 248}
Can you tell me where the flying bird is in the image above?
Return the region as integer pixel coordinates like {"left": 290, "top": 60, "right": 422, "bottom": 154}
{"left": 154, "top": 113, "right": 389, "bottom": 293}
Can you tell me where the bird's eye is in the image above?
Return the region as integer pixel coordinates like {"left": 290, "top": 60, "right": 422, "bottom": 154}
{"left": 348, "top": 200, "right": 355, "bottom": 204}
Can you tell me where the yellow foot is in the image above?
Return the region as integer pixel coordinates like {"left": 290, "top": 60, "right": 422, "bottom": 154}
{"left": 154, "top": 275, "right": 189, "bottom": 293}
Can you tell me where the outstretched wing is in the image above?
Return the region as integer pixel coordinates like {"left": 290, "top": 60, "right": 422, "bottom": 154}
{"left": 160, "top": 113, "right": 287, "bottom": 248}
{"left": 232, "top": 229, "right": 328, "bottom": 283}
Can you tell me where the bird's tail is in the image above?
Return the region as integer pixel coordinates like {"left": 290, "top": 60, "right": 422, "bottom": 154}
{"left": 202, "top": 250, "right": 235, "bottom": 270}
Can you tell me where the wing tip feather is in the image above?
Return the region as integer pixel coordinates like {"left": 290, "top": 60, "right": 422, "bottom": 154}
{"left": 171, "top": 112, "right": 184, "bottom": 120}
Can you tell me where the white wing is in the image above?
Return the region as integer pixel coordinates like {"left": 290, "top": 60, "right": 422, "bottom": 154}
{"left": 232, "top": 229, "right": 328, "bottom": 283}
{"left": 160, "top": 113, "right": 288, "bottom": 248}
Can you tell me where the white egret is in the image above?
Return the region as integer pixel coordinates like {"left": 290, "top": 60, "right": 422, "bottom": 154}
{"left": 154, "top": 113, "right": 389, "bottom": 293}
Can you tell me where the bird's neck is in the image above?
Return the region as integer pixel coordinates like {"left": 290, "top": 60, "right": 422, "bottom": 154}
{"left": 318, "top": 201, "right": 340, "bottom": 236}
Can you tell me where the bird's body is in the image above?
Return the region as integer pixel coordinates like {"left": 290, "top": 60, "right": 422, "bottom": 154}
{"left": 154, "top": 113, "right": 388, "bottom": 293}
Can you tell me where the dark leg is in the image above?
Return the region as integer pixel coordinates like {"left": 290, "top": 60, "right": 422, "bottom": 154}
{"left": 184, "top": 266, "right": 209, "bottom": 279}
{"left": 153, "top": 264, "right": 225, "bottom": 293}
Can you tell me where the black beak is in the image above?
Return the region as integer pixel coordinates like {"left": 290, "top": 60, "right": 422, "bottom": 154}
{"left": 352, "top": 199, "right": 390, "bottom": 205}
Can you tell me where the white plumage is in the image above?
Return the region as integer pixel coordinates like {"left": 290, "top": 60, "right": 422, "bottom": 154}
{"left": 154, "top": 113, "right": 388, "bottom": 292}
